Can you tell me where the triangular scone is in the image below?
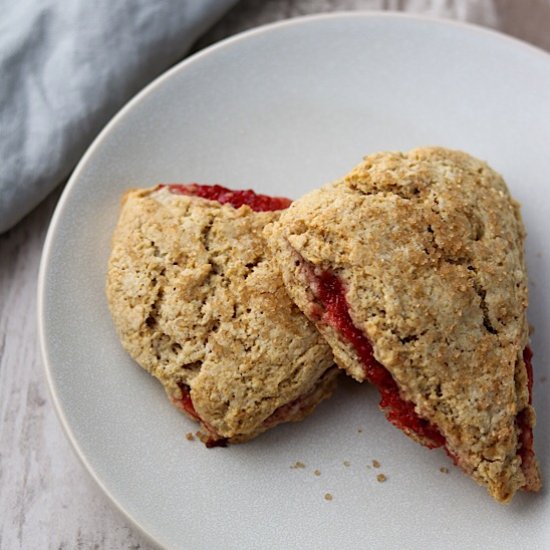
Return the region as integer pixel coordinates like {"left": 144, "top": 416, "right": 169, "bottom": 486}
{"left": 107, "top": 184, "right": 337, "bottom": 446}
{"left": 266, "top": 147, "right": 541, "bottom": 502}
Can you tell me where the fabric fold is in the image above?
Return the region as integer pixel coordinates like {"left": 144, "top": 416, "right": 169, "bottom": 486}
{"left": 0, "top": 0, "right": 237, "bottom": 233}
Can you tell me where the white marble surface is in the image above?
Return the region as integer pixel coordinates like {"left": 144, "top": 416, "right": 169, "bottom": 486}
{"left": 2, "top": 1, "right": 549, "bottom": 548}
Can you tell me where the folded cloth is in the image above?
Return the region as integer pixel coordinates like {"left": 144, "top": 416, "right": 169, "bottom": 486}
{"left": 0, "top": 0, "right": 236, "bottom": 233}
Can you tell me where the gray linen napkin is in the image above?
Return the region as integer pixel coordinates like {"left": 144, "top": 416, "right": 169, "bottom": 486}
{"left": 0, "top": 0, "right": 236, "bottom": 233}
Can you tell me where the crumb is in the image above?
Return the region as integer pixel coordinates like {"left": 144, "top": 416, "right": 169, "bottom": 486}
{"left": 439, "top": 467, "right": 449, "bottom": 474}
{"left": 195, "top": 431, "right": 210, "bottom": 445}
{"left": 186, "top": 432, "right": 195, "bottom": 441}
{"left": 314, "top": 469, "right": 321, "bottom": 476}
{"left": 357, "top": 428, "right": 363, "bottom": 433}
{"left": 376, "top": 474, "right": 387, "bottom": 483}
{"left": 291, "top": 461, "right": 306, "bottom": 469}
{"left": 372, "top": 459, "right": 381, "bottom": 468}
{"left": 324, "top": 493, "right": 333, "bottom": 501}
{"left": 343, "top": 461, "right": 351, "bottom": 467}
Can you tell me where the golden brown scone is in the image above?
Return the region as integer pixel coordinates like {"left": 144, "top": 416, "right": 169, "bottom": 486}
{"left": 107, "top": 184, "right": 337, "bottom": 446}
{"left": 266, "top": 147, "right": 541, "bottom": 502}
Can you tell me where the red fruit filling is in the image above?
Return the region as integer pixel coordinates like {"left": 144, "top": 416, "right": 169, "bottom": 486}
{"left": 312, "top": 270, "right": 445, "bottom": 448}
{"left": 174, "top": 383, "right": 200, "bottom": 420}
{"left": 162, "top": 183, "right": 292, "bottom": 212}
{"left": 174, "top": 384, "right": 227, "bottom": 448}
{"left": 310, "top": 268, "right": 536, "bottom": 476}
{"left": 174, "top": 381, "right": 323, "bottom": 448}
{"left": 261, "top": 370, "right": 333, "bottom": 429}
{"left": 517, "top": 347, "right": 536, "bottom": 485}
{"left": 263, "top": 394, "right": 305, "bottom": 429}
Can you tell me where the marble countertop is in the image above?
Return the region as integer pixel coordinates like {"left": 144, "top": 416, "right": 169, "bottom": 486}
{"left": 1, "top": 1, "right": 549, "bottom": 548}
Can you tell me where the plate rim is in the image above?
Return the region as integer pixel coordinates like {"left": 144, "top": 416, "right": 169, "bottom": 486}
{"left": 37, "top": 11, "right": 550, "bottom": 549}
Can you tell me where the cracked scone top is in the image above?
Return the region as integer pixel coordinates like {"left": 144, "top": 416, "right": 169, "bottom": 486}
{"left": 106, "top": 184, "right": 337, "bottom": 446}
{"left": 267, "top": 147, "right": 541, "bottom": 502}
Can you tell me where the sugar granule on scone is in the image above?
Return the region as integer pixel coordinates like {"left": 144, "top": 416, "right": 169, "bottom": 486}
{"left": 106, "top": 183, "right": 337, "bottom": 447}
{"left": 266, "top": 147, "right": 541, "bottom": 502}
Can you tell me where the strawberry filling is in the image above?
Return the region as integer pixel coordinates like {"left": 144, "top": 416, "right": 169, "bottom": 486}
{"left": 174, "top": 383, "right": 200, "bottom": 421}
{"left": 175, "top": 378, "right": 330, "bottom": 447}
{"left": 163, "top": 183, "right": 292, "bottom": 212}
{"left": 174, "top": 383, "right": 227, "bottom": 448}
{"left": 311, "top": 267, "right": 536, "bottom": 476}
{"left": 261, "top": 368, "right": 335, "bottom": 429}
{"left": 312, "top": 270, "right": 445, "bottom": 448}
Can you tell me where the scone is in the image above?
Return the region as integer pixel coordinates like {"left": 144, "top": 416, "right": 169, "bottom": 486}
{"left": 107, "top": 183, "right": 337, "bottom": 446}
{"left": 267, "top": 147, "right": 541, "bottom": 502}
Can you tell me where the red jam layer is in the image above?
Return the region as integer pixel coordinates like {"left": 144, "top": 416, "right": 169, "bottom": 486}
{"left": 174, "top": 384, "right": 227, "bottom": 448}
{"left": 313, "top": 270, "right": 445, "bottom": 448}
{"left": 174, "top": 383, "right": 200, "bottom": 421}
{"left": 163, "top": 183, "right": 292, "bottom": 212}
{"left": 263, "top": 394, "right": 303, "bottom": 429}
{"left": 313, "top": 269, "right": 536, "bottom": 476}
{"left": 261, "top": 370, "right": 333, "bottom": 429}
{"left": 517, "top": 347, "right": 536, "bottom": 484}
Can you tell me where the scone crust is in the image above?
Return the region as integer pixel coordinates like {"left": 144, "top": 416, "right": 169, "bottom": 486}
{"left": 267, "top": 147, "right": 540, "bottom": 501}
{"left": 107, "top": 186, "right": 335, "bottom": 443}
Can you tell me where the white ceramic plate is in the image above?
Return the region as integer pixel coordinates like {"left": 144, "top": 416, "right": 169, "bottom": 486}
{"left": 39, "top": 13, "right": 550, "bottom": 550}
